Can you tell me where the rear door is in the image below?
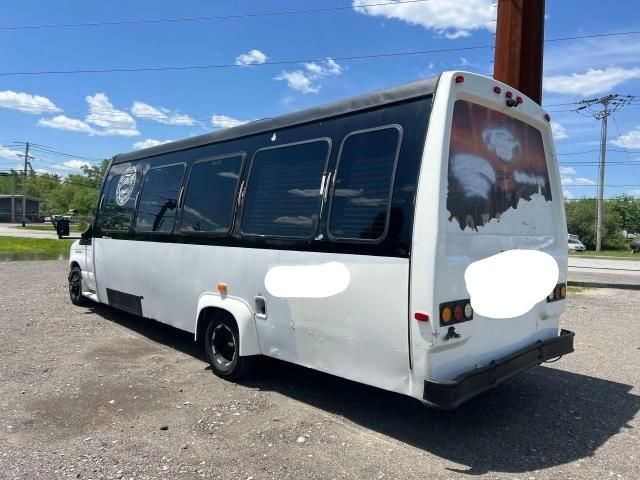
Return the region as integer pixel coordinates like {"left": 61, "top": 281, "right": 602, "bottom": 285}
{"left": 410, "top": 73, "right": 567, "bottom": 383}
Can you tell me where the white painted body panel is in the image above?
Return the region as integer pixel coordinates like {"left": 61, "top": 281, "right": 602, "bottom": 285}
{"left": 93, "top": 239, "right": 412, "bottom": 395}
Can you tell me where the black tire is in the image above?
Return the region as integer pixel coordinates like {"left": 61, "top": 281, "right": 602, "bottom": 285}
{"left": 204, "top": 313, "right": 255, "bottom": 381}
{"left": 68, "top": 266, "right": 90, "bottom": 307}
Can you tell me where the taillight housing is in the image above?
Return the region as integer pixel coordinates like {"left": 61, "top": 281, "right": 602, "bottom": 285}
{"left": 547, "top": 283, "right": 567, "bottom": 303}
{"left": 440, "top": 299, "right": 473, "bottom": 327}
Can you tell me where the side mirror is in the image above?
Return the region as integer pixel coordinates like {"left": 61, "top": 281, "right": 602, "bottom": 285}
{"left": 56, "top": 218, "right": 70, "bottom": 238}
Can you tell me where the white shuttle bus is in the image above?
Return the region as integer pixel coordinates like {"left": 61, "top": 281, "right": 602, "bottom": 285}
{"left": 68, "top": 72, "right": 574, "bottom": 408}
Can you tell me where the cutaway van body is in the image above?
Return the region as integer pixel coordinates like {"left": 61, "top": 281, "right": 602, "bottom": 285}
{"left": 69, "top": 72, "right": 574, "bottom": 408}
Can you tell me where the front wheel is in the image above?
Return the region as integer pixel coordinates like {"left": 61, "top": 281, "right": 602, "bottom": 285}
{"left": 204, "top": 314, "right": 255, "bottom": 381}
{"left": 68, "top": 266, "right": 90, "bottom": 306}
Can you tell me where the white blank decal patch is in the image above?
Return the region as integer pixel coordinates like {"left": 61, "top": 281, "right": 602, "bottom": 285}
{"left": 265, "top": 262, "right": 350, "bottom": 298}
{"left": 464, "top": 250, "right": 559, "bottom": 319}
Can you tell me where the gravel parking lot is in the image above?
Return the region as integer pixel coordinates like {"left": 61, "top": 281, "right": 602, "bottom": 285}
{"left": 1, "top": 260, "right": 639, "bottom": 480}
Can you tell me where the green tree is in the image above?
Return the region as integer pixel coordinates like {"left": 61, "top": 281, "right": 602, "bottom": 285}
{"left": 565, "top": 199, "right": 626, "bottom": 250}
{"left": 608, "top": 194, "right": 640, "bottom": 235}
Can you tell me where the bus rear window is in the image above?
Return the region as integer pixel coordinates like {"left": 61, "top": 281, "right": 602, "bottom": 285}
{"left": 447, "top": 100, "right": 552, "bottom": 231}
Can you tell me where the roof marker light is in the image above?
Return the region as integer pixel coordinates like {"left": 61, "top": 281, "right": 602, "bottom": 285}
{"left": 516, "top": 96, "right": 523, "bottom": 104}
{"left": 493, "top": 86, "right": 502, "bottom": 94}
{"left": 544, "top": 113, "right": 551, "bottom": 121}
{"left": 505, "top": 91, "right": 513, "bottom": 99}
{"left": 455, "top": 75, "right": 465, "bottom": 84}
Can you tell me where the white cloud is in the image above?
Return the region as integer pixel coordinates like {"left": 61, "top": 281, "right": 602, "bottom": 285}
{"left": 86, "top": 93, "right": 140, "bottom": 137}
{"left": 544, "top": 67, "right": 640, "bottom": 96}
{"left": 551, "top": 121, "right": 568, "bottom": 141}
{"left": 0, "top": 90, "right": 61, "bottom": 114}
{"left": 133, "top": 139, "right": 173, "bottom": 150}
{"left": 563, "top": 189, "right": 575, "bottom": 199}
{"left": 611, "top": 126, "right": 640, "bottom": 149}
{"left": 352, "top": 0, "right": 495, "bottom": 38}
{"left": 38, "top": 94, "right": 141, "bottom": 137}
{"left": 235, "top": 49, "right": 268, "bottom": 66}
{"left": 52, "top": 160, "right": 91, "bottom": 171}
{"left": 37, "top": 115, "right": 95, "bottom": 134}
{"left": 561, "top": 176, "right": 596, "bottom": 186}
{"left": 627, "top": 189, "right": 640, "bottom": 197}
{"left": 275, "top": 70, "right": 319, "bottom": 94}
{"left": 131, "top": 101, "right": 195, "bottom": 126}
{"left": 210, "top": 114, "right": 249, "bottom": 129}
{"left": 0, "top": 145, "right": 20, "bottom": 160}
{"left": 559, "top": 166, "right": 577, "bottom": 175}
{"left": 275, "top": 58, "right": 343, "bottom": 94}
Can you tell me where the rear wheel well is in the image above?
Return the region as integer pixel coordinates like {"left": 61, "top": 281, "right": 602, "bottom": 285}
{"left": 70, "top": 261, "right": 81, "bottom": 271}
{"left": 196, "top": 307, "right": 236, "bottom": 343}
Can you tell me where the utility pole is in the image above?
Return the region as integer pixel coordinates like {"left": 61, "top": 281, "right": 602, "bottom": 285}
{"left": 575, "top": 95, "right": 635, "bottom": 251}
{"left": 10, "top": 170, "right": 16, "bottom": 223}
{"left": 15, "top": 142, "right": 33, "bottom": 227}
{"left": 493, "top": 0, "right": 546, "bottom": 104}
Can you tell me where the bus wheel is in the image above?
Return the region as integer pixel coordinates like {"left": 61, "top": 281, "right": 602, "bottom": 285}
{"left": 204, "top": 314, "right": 254, "bottom": 381}
{"left": 68, "top": 266, "right": 90, "bottom": 306}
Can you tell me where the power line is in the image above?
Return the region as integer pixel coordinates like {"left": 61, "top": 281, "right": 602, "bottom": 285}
{"left": 2, "top": 30, "right": 640, "bottom": 77}
{"left": 0, "top": 0, "right": 434, "bottom": 31}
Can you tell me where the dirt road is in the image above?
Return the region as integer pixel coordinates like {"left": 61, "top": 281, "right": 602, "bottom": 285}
{"left": 1, "top": 261, "right": 638, "bottom": 479}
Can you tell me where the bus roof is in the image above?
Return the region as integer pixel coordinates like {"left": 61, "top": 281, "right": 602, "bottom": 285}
{"left": 114, "top": 74, "right": 440, "bottom": 164}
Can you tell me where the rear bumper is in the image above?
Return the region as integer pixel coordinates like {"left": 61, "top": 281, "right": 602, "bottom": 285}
{"left": 423, "top": 329, "right": 575, "bottom": 409}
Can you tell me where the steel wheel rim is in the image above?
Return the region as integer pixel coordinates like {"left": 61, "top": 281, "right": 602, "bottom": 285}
{"left": 69, "top": 271, "right": 81, "bottom": 300}
{"left": 211, "top": 324, "right": 236, "bottom": 368}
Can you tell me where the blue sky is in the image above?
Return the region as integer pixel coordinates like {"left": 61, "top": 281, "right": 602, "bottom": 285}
{"left": 1, "top": 0, "right": 639, "bottom": 199}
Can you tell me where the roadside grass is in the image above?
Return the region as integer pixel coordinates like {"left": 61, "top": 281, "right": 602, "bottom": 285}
{"left": 0, "top": 236, "right": 73, "bottom": 255}
{"left": 567, "top": 285, "right": 588, "bottom": 294}
{"left": 569, "top": 250, "right": 637, "bottom": 260}
{"left": 19, "top": 224, "right": 82, "bottom": 233}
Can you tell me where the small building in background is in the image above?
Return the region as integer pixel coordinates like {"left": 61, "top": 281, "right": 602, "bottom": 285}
{"left": 0, "top": 194, "right": 43, "bottom": 223}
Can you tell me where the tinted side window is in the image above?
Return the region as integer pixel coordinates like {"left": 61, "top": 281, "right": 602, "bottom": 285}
{"left": 135, "top": 164, "right": 185, "bottom": 233}
{"left": 241, "top": 140, "right": 329, "bottom": 238}
{"left": 329, "top": 127, "right": 401, "bottom": 241}
{"left": 180, "top": 155, "right": 243, "bottom": 234}
{"left": 102, "top": 167, "right": 140, "bottom": 231}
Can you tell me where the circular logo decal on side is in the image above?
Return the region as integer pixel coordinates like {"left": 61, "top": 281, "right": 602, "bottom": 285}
{"left": 116, "top": 166, "right": 137, "bottom": 206}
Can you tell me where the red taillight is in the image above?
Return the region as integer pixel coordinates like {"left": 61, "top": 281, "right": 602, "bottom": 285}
{"left": 493, "top": 86, "right": 501, "bottom": 94}
{"left": 547, "top": 283, "right": 567, "bottom": 303}
{"left": 414, "top": 312, "right": 429, "bottom": 322}
{"left": 516, "top": 96, "right": 523, "bottom": 104}
{"left": 455, "top": 75, "right": 465, "bottom": 84}
{"left": 544, "top": 113, "right": 551, "bottom": 121}
{"left": 453, "top": 304, "right": 464, "bottom": 322}
{"left": 505, "top": 91, "right": 513, "bottom": 99}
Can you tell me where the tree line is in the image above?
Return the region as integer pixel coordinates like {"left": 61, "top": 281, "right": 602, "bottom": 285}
{"left": 0, "top": 160, "right": 109, "bottom": 217}
{"left": 566, "top": 195, "right": 640, "bottom": 250}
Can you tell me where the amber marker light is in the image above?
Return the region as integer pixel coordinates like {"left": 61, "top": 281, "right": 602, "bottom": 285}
{"left": 441, "top": 307, "right": 452, "bottom": 324}
{"left": 218, "top": 282, "right": 228, "bottom": 295}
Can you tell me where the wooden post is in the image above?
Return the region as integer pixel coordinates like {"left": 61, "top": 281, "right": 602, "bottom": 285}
{"left": 493, "top": 0, "right": 545, "bottom": 104}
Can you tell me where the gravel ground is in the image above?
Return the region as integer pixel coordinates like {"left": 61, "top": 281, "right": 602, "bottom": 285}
{"left": 0, "top": 260, "right": 639, "bottom": 480}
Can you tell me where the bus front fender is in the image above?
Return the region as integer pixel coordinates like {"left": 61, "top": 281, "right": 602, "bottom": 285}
{"left": 194, "top": 293, "right": 261, "bottom": 356}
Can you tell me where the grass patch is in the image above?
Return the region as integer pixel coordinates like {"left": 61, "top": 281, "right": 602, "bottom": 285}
{"left": 567, "top": 285, "right": 588, "bottom": 294}
{"left": 19, "top": 224, "right": 82, "bottom": 232}
{"left": 569, "top": 250, "right": 637, "bottom": 260}
{"left": 0, "top": 236, "right": 73, "bottom": 256}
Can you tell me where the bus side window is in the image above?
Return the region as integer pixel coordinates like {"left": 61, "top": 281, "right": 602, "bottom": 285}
{"left": 328, "top": 126, "right": 402, "bottom": 242}
{"left": 180, "top": 155, "right": 244, "bottom": 234}
{"left": 135, "top": 163, "right": 186, "bottom": 234}
{"left": 241, "top": 139, "right": 330, "bottom": 239}
{"left": 102, "top": 170, "right": 141, "bottom": 232}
